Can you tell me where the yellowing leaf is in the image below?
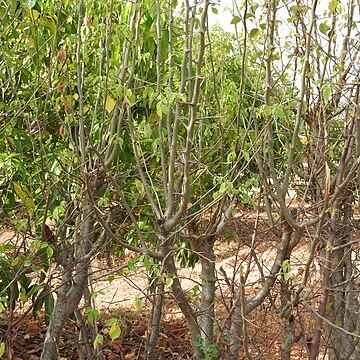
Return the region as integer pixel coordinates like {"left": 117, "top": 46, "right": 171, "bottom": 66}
{"left": 329, "top": 0, "right": 338, "bottom": 13}
{"left": 30, "top": 9, "right": 40, "bottom": 20}
{"left": 0, "top": 342, "right": 5, "bottom": 357}
{"left": 93, "top": 334, "right": 103, "bottom": 349}
{"left": 299, "top": 134, "right": 308, "bottom": 145}
{"left": 109, "top": 323, "right": 121, "bottom": 341}
{"left": 105, "top": 95, "right": 116, "bottom": 113}
{"left": 83, "top": 104, "right": 90, "bottom": 113}
{"left": 73, "top": 93, "right": 79, "bottom": 100}
{"left": 165, "top": 277, "right": 174, "bottom": 288}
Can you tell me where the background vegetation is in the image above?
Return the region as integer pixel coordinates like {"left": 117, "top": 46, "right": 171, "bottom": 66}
{"left": 1, "top": 0, "right": 360, "bottom": 359}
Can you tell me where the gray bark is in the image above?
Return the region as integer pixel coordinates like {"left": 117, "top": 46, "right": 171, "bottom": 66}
{"left": 328, "top": 189, "right": 360, "bottom": 360}
{"left": 41, "top": 199, "right": 94, "bottom": 360}
{"left": 198, "top": 239, "right": 217, "bottom": 355}
{"left": 146, "top": 278, "right": 164, "bottom": 360}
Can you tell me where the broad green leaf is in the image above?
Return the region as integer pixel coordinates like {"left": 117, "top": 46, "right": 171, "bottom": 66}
{"left": 93, "top": 334, "right": 104, "bottom": 349}
{"left": 26, "top": 0, "right": 36, "bottom": 9}
{"left": 14, "top": 182, "right": 28, "bottom": 200}
{"left": 20, "top": 287, "right": 28, "bottom": 302}
{"left": 105, "top": 317, "right": 117, "bottom": 327}
{"left": 274, "top": 106, "right": 285, "bottom": 120}
{"left": 87, "top": 308, "right": 99, "bottom": 326}
{"left": 126, "top": 89, "right": 136, "bottom": 106}
{"left": 165, "top": 277, "right": 174, "bottom": 288}
{"left": 46, "top": 245, "right": 53, "bottom": 259}
{"left": 134, "top": 179, "right": 145, "bottom": 196}
{"left": 24, "top": 197, "right": 35, "bottom": 212}
{"left": 211, "top": 6, "right": 218, "bottom": 14}
{"left": 13, "top": 182, "right": 35, "bottom": 212}
{"left": 243, "top": 150, "right": 250, "bottom": 162}
{"left": 219, "top": 182, "right": 227, "bottom": 193}
{"left": 44, "top": 16, "right": 56, "bottom": 34}
{"left": 0, "top": 342, "right": 5, "bottom": 357}
{"left": 12, "top": 254, "right": 26, "bottom": 266}
{"left": 30, "top": 9, "right": 40, "bottom": 20}
{"left": 134, "top": 297, "right": 142, "bottom": 311}
{"left": 227, "top": 151, "right": 236, "bottom": 162}
{"left": 249, "top": 28, "right": 259, "bottom": 39}
{"left": 323, "top": 85, "right": 332, "bottom": 101}
{"left": 109, "top": 323, "right": 121, "bottom": 341}
{"left": 230, "top": 16, "right": 241, "bottom": 25}
{"left": 319, "top": 22, "right": 330, "bottom": 35}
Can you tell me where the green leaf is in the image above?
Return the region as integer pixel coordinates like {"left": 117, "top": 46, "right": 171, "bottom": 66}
{"left": 165, "top": 277, "right": 174, "bottom": 288}
{"left": 13, "top": 182, "right": 35, "bottom": 213}
{"left": 93, "top": 334, "right": 104, "bottom": 349}
{"left": 282, "top": 260, "right": 293, "bottom": 281}
{"left": 319, "top": 22, "right": 330, "bottom": 35}
{"left": 323, "top": 85, "right": 332, "bottom": 101}
{"left": 0, "top": 342, "right": 5, "bottom": 357}
{"left": 109, "top": 323, "right": 121, "bottom": 341}
{"left": 242, "top": 150, "right": 250, "bottom": 162}
{"left": 249, "top": 28, "right": 259, "bottom": 39}
{"left": 105, "top": 317, "right": 117, "bottom": 327}
{"left": 230, "top": 16, "right": 241, "bottom": 25}
{"left": 46, "top": 245, "right": 54, "bottom": 259}
{"left": 87, "top": 309, "right": 100, "bottom": 326}
{"left": 25, "top": 0, "right": 36, "bottom": 9}
{"left": 219, "top": 182, "right": 227, "bottom": 194}
{"left": 45, "top": 293, "right": 55, "bottom": 325}
{"left": 274, "top": 106, "right": 285, "bottom": 120}
{"left": 329, "top": 0, "right": 338, "bottom": 13}
{"left": 28, "top": 284, "right": 45, "bottom": 297}
{"left": 211, "top": 6, "right": 218, "bottom": 14}
{"left": 227, "top": 151, "right": 236, "bottom": 162}
{"left": 44, "top": 16, "right": 56, "bottom": 34}
{"left": 126, "top": 89, "right": 136, "bottom": 106}
{"left": 134, "top": 297, "right": 142, "bottom": 311}
{"left": 134, "top": 179, "right": 145, "bottom": 196}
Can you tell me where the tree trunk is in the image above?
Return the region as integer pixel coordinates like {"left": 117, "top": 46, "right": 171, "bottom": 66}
{"left": 146, "top": 278, "right": 164, "bottom": 360}
{"left": 327, "top": 189, "right": 360, "bottom": 360}
{"left": 161, "top": 239, "right": 204, "bottom": 359}
{"left": 41, "top": 199, "right": 94, "bottom": 360}
{"left": 198, "top": 238, "right": 217, "bottom": 356}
